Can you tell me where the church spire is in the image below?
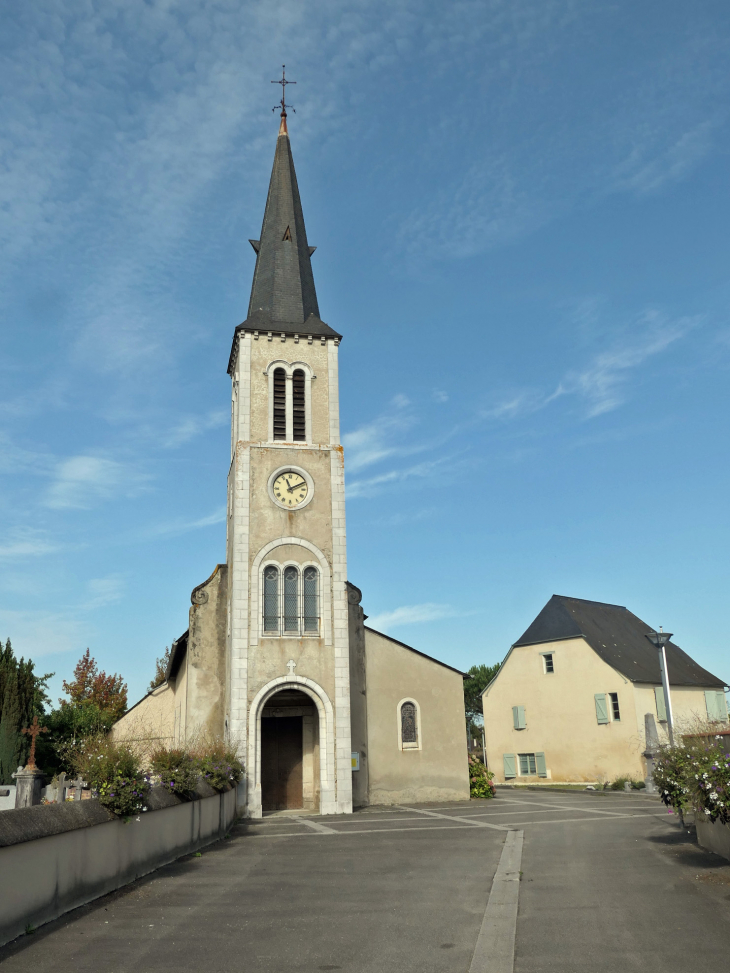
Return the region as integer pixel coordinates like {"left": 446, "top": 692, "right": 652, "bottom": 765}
{"left": 246, "top": 89, "right": 319, "bottom": 327}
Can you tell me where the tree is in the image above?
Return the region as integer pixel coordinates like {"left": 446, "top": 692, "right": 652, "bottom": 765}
{"left": 61, "top": 649, "right": 128, "bottom": 722}
{"left": 0, "top": 638, "right": 53, "bottom": 784}
{"left": 149, "top": 646, "right": 171, "bottom": 691}
{"left": 464, "top": 663, "right": 501, "bottom": 738}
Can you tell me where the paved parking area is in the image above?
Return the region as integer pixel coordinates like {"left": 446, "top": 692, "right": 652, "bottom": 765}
{"left": 1, "top": 790, "right": 728, "bottom": 973}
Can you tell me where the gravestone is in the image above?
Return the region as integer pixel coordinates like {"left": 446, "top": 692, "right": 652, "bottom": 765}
{"left": 13, "top": 766, "right": 45, "bottom": 808}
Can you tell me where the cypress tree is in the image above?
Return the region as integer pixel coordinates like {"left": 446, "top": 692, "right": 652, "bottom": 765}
{"left": 0, "top": 668, "right": 25, "bottom": 783}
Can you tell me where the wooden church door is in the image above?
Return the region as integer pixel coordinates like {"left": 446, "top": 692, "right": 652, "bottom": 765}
{"left": 261, "top": 716, "right": 304, "bottom": 811}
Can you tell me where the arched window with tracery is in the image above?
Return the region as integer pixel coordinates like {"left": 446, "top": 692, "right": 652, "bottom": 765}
{"left": 263, "top": 566, "right": 279, "bottom": 633}
{"left": 400, "top": 701, "right": 419, "bottom": 749}
{"left": 273, "top": 367, "right": 286, "bottom": 440}
{"left": 283, "top": 566, "right": 299, "bottom": 633}
{"left": 292, "top": 369, "right": 306, "bottom": 441}
{"left": 303, "top": 566, "right": 319, "bottom": 632}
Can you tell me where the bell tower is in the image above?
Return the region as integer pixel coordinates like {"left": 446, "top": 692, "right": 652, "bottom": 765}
{"left": 225, "top": 106, "right": 352, "bottom": 817}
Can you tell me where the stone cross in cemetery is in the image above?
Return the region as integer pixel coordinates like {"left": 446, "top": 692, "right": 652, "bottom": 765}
{"left": 68, "top": 775, "right": 88, "bottom": 801}
{"left": 13, "top": 716, "right": 49, "bottom": 808}
{"left": 21, "top": 715, "right": 48, "bottom": 771}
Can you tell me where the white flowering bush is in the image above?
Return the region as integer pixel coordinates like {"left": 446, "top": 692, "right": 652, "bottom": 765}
{"left": 653, "top": 738, "right": 730, "bottom": 825}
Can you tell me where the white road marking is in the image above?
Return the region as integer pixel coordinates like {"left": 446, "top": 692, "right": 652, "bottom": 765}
{"left": 395, "top": 804, "right": 510, "bottom": 831}
{"left": 469, "top": 829, "right": 524, "bottom": 973}
{"left": 289, "top": 815, "right": 337, "bottom": 834}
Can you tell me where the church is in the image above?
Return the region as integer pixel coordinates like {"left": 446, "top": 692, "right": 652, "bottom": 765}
{"left": 114, "top": 105, "right": 469, "bottom": 816}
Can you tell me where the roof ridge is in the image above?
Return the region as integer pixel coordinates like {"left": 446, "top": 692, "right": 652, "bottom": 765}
{"left": 554, "top": 594, "right": 628, "bottom": 610}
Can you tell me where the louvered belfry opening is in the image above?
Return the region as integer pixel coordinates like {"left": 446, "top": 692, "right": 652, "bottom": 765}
{"left": 273, "top": 367, "right": 286, "bottom": 440}
{"left": 292, "top": 369, "right": 306, "bottom": 441}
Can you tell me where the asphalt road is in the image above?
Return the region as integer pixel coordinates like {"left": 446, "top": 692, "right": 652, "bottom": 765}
{"left": 0, "top": 790, "right": 728, "bottom": 973}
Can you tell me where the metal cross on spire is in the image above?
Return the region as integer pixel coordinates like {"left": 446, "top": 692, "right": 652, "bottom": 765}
{"left": 272, "top": 64, "right": 296, "bottom": 117}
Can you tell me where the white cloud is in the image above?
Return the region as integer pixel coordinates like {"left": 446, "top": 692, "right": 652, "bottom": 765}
{"left": 0, "top": 608, "right": 90, "bottom": 659}
{"left": 0, "top": 529, "right": 59, "bottom": 560}
{"left": 83, "top": 576, "right": 126, "bottom": 611}
{"left": 44, "top": 456, "right": 129, "bottom": 510}
{"left": 366, "top": 603, "right": 456, "bottom": 632}
{"left": 612, "top": 120, "right": 717, "bottom": 196}
{"left": 163, "top": 410, "right": 228, "bottom": 449}
{"left": 342, "top": 395, "right": 415, "bottom": 473}
{"left": 143, "top": 506, "right": 227, "bottom": 539}
{"left": 558, "top": 312, "right": 698, "bottom": 417}
{"left": 346, "top": 455, "right": 456, "bottom": 499}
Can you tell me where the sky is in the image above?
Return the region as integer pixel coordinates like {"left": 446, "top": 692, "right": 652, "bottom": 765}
{"left": 1, "top": 0, "right": 729, "bottom": 707}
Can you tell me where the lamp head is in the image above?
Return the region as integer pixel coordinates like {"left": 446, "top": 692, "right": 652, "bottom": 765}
{"left": 646, "top": 627, "right": 673, "bottom": 648}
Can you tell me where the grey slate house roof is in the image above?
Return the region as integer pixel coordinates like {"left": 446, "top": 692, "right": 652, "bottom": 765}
{"left": 228, "top": 115, "right": 340, "bottom": 374}
{"left": 513, "top": 594, "right": 726, "bottom": 689}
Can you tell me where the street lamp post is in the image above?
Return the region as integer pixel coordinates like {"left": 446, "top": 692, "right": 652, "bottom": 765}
{"left": 646, "top": 627, "right": 675, "bottom": 746}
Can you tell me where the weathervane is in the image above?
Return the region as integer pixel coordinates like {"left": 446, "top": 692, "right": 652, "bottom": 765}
{"left": 272, "top": 64, "right": 296, "bottom": 117}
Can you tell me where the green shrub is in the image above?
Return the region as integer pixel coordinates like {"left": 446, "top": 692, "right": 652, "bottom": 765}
{"left": 150, "top": 747, "right": 200, "bottom": 795}
{"left": 70, "top": 736, "right": 149, "bottom": 817}
{"left": 609, "top": 776, "right": 645, "bottom": 791}
{"left": 197, "top": 744, "right": 243, "bottom": 791}
{"left": 468, "top": 755, "right": 495, "bottom": 799}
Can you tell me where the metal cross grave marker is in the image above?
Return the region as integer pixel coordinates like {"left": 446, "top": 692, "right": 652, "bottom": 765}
{"left": 21, "top": 715, "right": 48, "bottom": 771}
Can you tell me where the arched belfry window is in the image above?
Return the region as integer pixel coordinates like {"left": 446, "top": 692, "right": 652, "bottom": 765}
{"left": 399, "top": 700, "right": 420, "bottom": 750}
{"left": 267, "top": 363, "right": 311, "bottom": 443}
{"left": 292, "top": 369, "right": 306, "bottom": 441}
{"left": 273, "top": 368, "right": 286, "bottom": 441}
{"left": 263, "top": 566, "right": 279, "bottom": 633}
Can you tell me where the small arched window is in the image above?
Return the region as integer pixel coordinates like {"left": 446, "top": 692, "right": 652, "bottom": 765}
{"left": 303, "top": 566, "right": 319, "bottom": 632}
{"left": 273, "top": 368, "right": 286, "bottom": 440}
{"left": 283, "top": 566, "right": 299, "bottom": 633}
{"left": 263, "top": 566, "right": 279, "bottom": 633}
{"left": 401, "top": 701, "right": 418, "bottom": 748}
{"left": 292, "top": 369, "right": 306, "bottom": 441}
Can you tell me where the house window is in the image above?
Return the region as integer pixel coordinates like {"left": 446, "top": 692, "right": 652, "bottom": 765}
{"left": 273, "top": 367, "right": 286, "bottom": 440}
{"left": 543, "top": 653, "right": 554, "bottom": 674}
{"left": 519, "top": 753, "right": 537, "bottom": 775}
{"left": 609, "top": 692, "right": 620, "bottom": 720}
{"left": 261, "top": 564, "right": 320, "bottom": 637}
{"left": 292, "top": 369, "right": 306, "bottom": 441}
{"left": 400, "top": 701, "right": 418, "bottom": 748}
{"left": 263, "top": 566, "right": 279, "bottom": 633}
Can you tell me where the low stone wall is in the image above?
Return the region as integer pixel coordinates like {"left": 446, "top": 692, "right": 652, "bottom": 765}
{"left": 696, "top": 816, "right": 730, "bottom": 863}
{"left": 0, "top": 781, "right": 237, "bottom": 947}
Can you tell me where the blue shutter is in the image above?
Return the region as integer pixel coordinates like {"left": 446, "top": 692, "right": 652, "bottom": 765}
{"left": 535, "top": 752, "right": 547, "bottom": 777}
{"left": 594, "top": 693, "right": 609, "bottom": 724}
{"left": 654, "top": 687, "right": 667, "bottom": 722}
{"left": 503, "top": 753, "right": 516, "bottom": 779}
{"left": 512, "top": 705, "right": 526, "bottom": 730}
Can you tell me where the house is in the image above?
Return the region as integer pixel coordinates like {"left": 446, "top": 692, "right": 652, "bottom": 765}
{"left": 482, "top": 595, "right": 728, "bottom": 784}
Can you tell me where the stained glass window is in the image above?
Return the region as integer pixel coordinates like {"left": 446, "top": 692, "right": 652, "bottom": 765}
{"left": 284, "top": 566, "right": 299, "bottom": 633}
{"left": 401, "top": 702, "right": 417, "bottom": 745}
{"left": 303, "top": 567, "right": 319, "bottom": 632}
{"left": 263, "top": 566, "right": 279, "bottom": 633}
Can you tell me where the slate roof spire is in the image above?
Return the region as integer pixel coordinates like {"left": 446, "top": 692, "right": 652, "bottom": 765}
{"left": 246, "top": 109, "right": 320, "bottom": 328}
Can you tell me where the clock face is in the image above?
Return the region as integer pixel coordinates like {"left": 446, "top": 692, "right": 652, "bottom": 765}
{"left": 273, "top": 470, "right": 309, "bottom": 508}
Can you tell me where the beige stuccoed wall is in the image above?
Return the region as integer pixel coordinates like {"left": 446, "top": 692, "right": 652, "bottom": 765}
{"left": 632, "top": 683, "right": 717, "bottom": 743}
{"left": 186, "top": 565, "right": 228, "bottom": 741}
{"left": 112, "top": 683, "right": 175, "bottom": 749}
{"left": 364, "top": 628, "right": 469, "bottom": 804}
{"left": 483, "top": 638, "right": 646, "bottom": 783}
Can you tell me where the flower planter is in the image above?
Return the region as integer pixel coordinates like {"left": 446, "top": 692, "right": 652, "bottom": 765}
{"left": 696, "top": 816, "right": 730, "bottom": 863}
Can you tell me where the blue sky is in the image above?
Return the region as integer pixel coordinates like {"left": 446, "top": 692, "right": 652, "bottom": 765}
{"left": 1, "top": 0, "right": 729, "bottom": 706}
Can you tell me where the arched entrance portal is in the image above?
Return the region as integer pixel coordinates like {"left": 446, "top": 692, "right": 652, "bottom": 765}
{"left": 261, "top": 689, "right": 320, "bottom": 812}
